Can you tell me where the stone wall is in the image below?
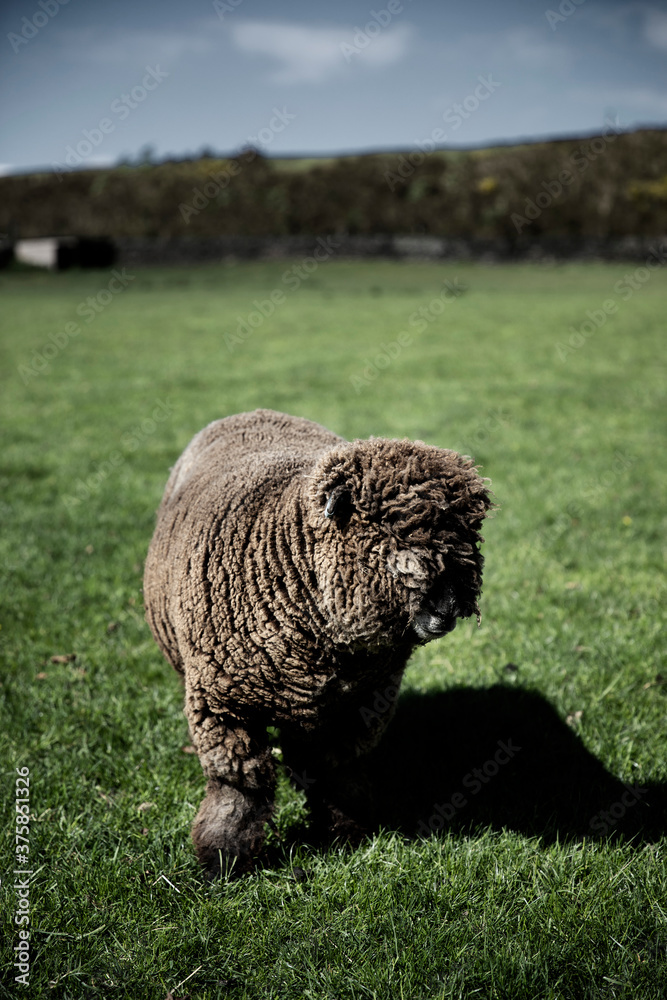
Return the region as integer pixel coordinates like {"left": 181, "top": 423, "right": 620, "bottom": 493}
{"left": 3, "top": 233, "right": 667, "bottom": 269}
{"left": 113, "top": 234, "right": 667, "bottom": 266}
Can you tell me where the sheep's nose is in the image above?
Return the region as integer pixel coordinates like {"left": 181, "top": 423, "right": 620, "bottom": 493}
{"left": 412, "top": 585, "right": 461, "bottom": 641}
{"left": 412, "top": 610, "right": 458, "bottom": 642}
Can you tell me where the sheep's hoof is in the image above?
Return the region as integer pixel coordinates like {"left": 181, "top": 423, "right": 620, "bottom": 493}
{"left": 308, "top": 803, "right": 371, "bottom": 849}
{"left": 191, "top": 780, "right": 272, "bottom": 879}
{"left": 197, "top": 845, "right": 258, "bottom": 881}
{"left": 328, "top": 808, "right": 370, "bottom": 846}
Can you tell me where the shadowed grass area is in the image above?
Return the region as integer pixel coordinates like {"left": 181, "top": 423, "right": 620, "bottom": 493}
{"left": 0, "top": 259, "right": 665, "bottom": 999}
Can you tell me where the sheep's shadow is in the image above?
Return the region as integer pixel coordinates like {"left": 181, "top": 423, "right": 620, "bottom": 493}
{"left": 331, "top": 684, "right": 667, "bottom": 846}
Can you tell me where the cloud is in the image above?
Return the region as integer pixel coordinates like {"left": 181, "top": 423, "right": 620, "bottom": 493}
{"left": 229, "top": 21, "right": 413, "bottom": 84}
{"left": 583, "top": 2, "right": 667, "bottom": 51}
{"left": 355, "top": 24, "right": 414, "bottom": 68}
{"left": 644, "top": 7, "right": 667, "bottom": 50}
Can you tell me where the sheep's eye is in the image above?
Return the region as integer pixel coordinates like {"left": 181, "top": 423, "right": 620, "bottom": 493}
{"left": 324, "top": 487, "right": 354, "bottom": 523}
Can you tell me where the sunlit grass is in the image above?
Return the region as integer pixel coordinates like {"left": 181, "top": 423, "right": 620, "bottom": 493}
{"left": 0, "top": 259, "right": 665, "bottom": 999}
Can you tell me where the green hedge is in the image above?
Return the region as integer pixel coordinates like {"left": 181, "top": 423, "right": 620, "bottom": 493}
{"left": 2, "top": 128, "right": 667, "bottom": 240}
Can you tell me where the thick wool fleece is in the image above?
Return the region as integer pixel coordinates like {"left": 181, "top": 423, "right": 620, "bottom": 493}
{"left": 144, "top": 409, "right": 492, "bottom": 875}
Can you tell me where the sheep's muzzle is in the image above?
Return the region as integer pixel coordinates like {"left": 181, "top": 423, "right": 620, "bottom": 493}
{"left": 411, "top": 585, "right": 463, "bottom": 642}
{"left": 412, "top": 611, "right": 458, "bottom": 641}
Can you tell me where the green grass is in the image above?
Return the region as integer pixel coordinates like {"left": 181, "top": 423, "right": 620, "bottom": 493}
{"left": 1, "top": 259, "right": 665, "bottom": 999}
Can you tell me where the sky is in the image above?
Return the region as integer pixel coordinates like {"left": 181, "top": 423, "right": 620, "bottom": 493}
{"left": 1, "top": 0, "right": 666, "bottom": 174}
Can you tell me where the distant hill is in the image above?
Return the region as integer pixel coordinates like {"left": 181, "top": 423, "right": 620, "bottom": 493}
{"left": 2, "top": 128, "right": 666, "bottom": 241}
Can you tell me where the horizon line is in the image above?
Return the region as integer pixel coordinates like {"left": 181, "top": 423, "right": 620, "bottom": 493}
{"left": 2, "top": 121, "right": 665, "bottom": 179}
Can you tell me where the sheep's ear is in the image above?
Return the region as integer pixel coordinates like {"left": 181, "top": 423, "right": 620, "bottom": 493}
{"left": 324, "top": 485, "right": 354, "bottom": 522}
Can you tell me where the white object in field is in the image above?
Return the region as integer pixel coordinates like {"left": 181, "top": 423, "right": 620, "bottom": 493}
{"left": 14, "top": 238, "right": 60, "bottom": 269}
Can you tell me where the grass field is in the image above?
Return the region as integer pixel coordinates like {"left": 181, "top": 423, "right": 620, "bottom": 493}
{"left": 0, "top": 258, "right": 665, "bottom": 999}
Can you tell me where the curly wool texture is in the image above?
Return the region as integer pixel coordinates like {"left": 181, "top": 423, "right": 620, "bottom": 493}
{"left": 144, "top": 409, "right": 493, "bottom": 874}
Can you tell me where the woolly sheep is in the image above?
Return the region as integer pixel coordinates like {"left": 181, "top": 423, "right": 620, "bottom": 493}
{"left": 144, "top": 409, "right": 492, "bottom": 876}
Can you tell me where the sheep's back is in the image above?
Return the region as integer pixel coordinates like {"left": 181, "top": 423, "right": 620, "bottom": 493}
{"left": 144, "top": 409, "right": 342, "bottom": 676}
{"left": 162, "top": 409, "right": 341, "bottom": 506}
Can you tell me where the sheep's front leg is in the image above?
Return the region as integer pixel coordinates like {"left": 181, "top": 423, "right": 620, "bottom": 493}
{"left": 186, "top": 695, "right": 276, "bottom": 877}
{"left": 282, "top": 674, "right": 402, "bottom": 842}
{"left": 282, "top": 733, "right": 374, "bottom": 844}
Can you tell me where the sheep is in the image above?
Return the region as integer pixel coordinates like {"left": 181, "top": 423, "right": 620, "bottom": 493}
{"left": 144, "top": 409, "right": 493, "bottom": 876}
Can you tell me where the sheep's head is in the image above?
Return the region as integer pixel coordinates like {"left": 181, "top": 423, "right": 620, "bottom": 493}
{"left": 307, "top": 437, "right": 494, "bottom": 649}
